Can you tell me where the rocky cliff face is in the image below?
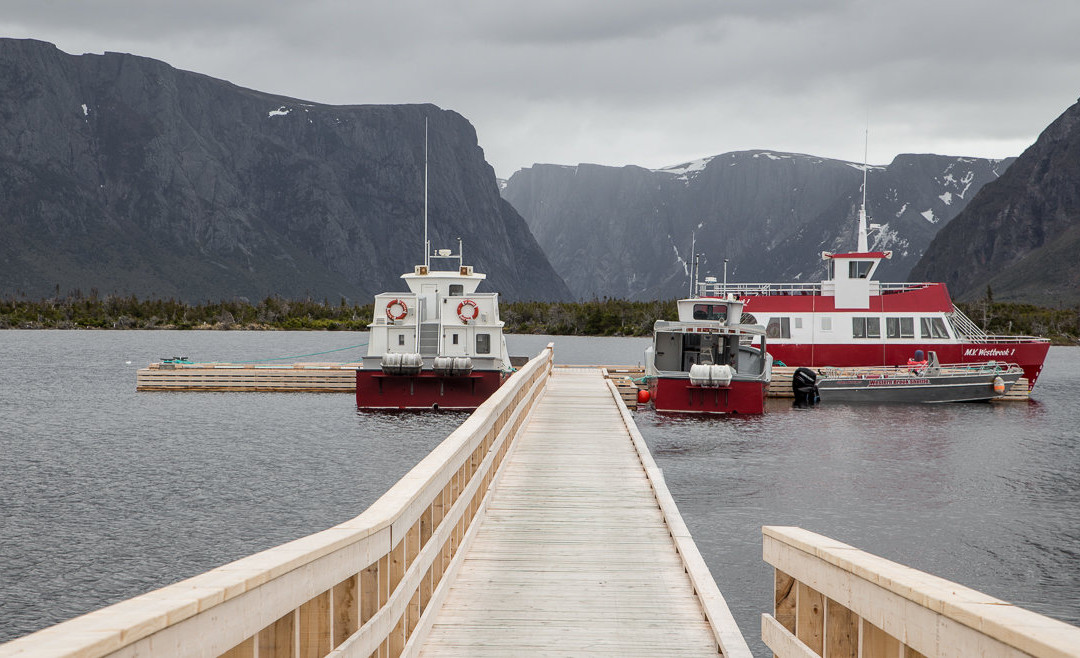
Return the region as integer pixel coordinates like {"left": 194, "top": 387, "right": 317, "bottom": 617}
{"left": 911, "top": 101, "right": 1080, "bottom": 305}
{"left": 503, "top": 151, "right": 1011, "bottom": 300}
{"left": 0, "top": 38, "right": 570, "bottom": 302}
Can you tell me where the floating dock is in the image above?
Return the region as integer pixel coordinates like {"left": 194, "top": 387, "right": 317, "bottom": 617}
{"left": 137, "top": 362, "right": 1030, "bottom": 402}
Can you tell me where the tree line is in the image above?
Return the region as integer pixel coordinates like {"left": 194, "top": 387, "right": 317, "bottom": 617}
{"left": 0, "top": 291, "right": 1076, "bottom": 343}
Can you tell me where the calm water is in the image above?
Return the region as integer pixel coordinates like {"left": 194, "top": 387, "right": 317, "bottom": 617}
{"left": 1, "top": 331, "right": 1077, "bottom": 656}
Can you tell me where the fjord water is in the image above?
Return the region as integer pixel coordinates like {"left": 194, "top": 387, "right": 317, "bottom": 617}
{"left": 1, "top": 331, "right": 1078, "bottom": 655}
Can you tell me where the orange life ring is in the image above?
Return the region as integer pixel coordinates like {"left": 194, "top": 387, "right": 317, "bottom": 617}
{"left": 457, "top": 299, "right": 479, "bottom": 323}
{"left": 385, "top": 299, "right": 408, "bottom": 321}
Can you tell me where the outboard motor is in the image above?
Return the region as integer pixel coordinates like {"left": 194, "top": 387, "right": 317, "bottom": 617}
{"left": 792, "top": 367, "right": 819, "bottom": 407}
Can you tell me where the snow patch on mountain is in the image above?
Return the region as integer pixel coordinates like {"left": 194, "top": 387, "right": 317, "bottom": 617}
{"left": 657, "top": 156, "right": 715, "bottom": 183}
{"left": 939, "top": 191, "right": 953, "bottom": 205}
{"left": 268, "top": 106, "right": 291, "bottom": 117}
{"left": 921, "top": 209, "right": 938, "bottom": 223}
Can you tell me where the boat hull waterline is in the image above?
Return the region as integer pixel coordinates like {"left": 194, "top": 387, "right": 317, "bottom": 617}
{"left": 356, "top": 370, "right": 506, "bottom": 410}
{"left": 648, "top": 377, "right": 768, "bottom": 415}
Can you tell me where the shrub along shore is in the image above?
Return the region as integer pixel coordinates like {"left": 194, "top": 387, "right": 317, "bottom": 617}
{"left": 0, "top": 293, "right": 1076, "bottom": 344}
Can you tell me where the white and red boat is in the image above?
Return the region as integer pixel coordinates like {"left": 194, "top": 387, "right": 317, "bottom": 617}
{"left": 707, "top": 187, "right": 1050, "bottom": 388}
{"left": 356, "top": 242, "right": 512, "bottom": 410}
{"left": 644, "top": 292, "right": 773, "bottom": 414}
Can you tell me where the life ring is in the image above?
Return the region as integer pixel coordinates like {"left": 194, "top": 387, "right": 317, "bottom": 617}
{"left": 385, "top": 299, "right": 408, "bottom": 321}
{"left": 457, "top": 299, "right": 479, "bottom": 323}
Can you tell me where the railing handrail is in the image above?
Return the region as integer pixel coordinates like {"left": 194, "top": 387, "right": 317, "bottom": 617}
{"left": 762, "top": 526, "right": 1080, "bottom": 658}
{"left": 608, "top": 379, "right": 753, "bottom": 658}
{"left": 0, "top": 344, "right": 555, "bottom": 658}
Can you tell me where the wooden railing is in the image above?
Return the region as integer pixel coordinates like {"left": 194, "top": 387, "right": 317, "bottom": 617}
{"left": 0, "top": 344, "right": 554, "bottom": 658}
{"left": 607, "top": 379, "right": 753, "bottom": 658}
{"left": 762, "top": 526, "right": 1080, "bottom": 658}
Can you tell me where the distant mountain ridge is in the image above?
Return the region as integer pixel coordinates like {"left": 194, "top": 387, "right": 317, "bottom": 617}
{"left": 911, "top": 100, "right": 1080, "bottom": 305}
{"left": 502, "top": 150, "right": 1012, "bottom": 300}
{"left": 0, "top": 38, "right": 570, "bottom": 302}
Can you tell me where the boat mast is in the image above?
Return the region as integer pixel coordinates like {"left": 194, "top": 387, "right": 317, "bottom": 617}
{"left": 424, "top": 117, "right": 430, "bottom": 268}
{"left": 688, "top": 232, "right": 696, "bottom": 297}
{"left": 857, "top": 127, "right": 869, "bottom": 253}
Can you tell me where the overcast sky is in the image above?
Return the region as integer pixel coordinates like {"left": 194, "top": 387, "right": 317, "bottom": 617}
{"left": 5, "top": 1, "right": 1079, "bottom": 178}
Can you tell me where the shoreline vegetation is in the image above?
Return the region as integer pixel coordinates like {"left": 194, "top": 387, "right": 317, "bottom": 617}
{"left": 0, "top": 293, "right": 1077, "bottom": 345}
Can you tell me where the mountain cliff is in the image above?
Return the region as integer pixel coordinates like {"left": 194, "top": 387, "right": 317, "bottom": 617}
{"left": 911, "top": 101, "right": 1080, "bottom": 305}
{"left": 502, "top": 151, "right": 1011, "bottom": 300}
{"left": 0, "top": 38, "right": 570, "bottom": 302}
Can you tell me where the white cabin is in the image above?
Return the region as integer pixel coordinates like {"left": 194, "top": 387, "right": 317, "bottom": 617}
{"left": 362, "top": 263, "right": 511, "bottom": 373}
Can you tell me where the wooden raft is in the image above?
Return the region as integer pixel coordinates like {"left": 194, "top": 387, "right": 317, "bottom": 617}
{"left": 136, "top": 362, "right": 360, "bottom": 392}
{"left": 417, "top": 368, "right": 750, "bottom": 657}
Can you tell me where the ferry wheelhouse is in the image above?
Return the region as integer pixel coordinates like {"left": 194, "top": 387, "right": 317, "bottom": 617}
{"left": 712, "top": 206, "right": 1050, "bottom": 388}
{"left": 644, "top": 289, "right": 773, "bottom": 414}
{"left": 356, "top": 243, "right": 512, "bottom": 410}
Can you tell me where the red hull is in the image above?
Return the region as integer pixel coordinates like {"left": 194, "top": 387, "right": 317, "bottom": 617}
{"left": 761, "top": 341, "right": 1050, "bottom": 388}
{"left": 648, "top": 377, "right": 768, "bottom": 414}
{"left": 356, "top": 370, "right": 506, "bottom": 410}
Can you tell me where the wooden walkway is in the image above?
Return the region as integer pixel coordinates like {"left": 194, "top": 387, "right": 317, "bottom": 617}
{"left": 419, "top": 368, "right": 726, "bottom": 656}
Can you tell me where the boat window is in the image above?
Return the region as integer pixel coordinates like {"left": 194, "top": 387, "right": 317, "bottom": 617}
{"left": 449, "top": 284, "right": 463, "bottom": 296}
{"left": 452, "top": 333, "right": 459, "bottom": 345}
{"left": 766, "top": 317, "right": 790, "bottom": 338}
{"left": 849, "top": 261, "right": 873, "bottom": 279}
{"left": 852, "top": 317, "right": 880, "bottom": 339}
{"left": 794, "top": 317, "right": 803, "bottom": 330}
{"left": 827, "top": 260, "right": 835, "bottom": 279}
{"left": 476, "top": 333, "right": 491, "bottom": 354}
{"left": 693, "top": 304, "right": 728, "bottom": 321}
{"left": 920, "top": 317, "right": 949, "bottom": 339}
{"left": 741, "top": 313, "right": 757, "bottom": 325}
{"left": 821, "top": 316, "right": 832, "bottom": 331}
{"left": 886, "top": 317, "right": 915, "bottom": 339}
{"left": 398, "top": 334, "right": 405, "bottom": 346}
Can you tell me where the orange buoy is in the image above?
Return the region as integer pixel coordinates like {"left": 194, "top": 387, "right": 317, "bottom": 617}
{"left": 637, "top": 388, "right": 651, "bottom": 404}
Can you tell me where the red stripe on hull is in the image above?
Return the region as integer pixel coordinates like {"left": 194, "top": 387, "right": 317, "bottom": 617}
{"left": 648, "top": 377, "right": 767, "bottom": 414}
{"left": 764, "top": 341, "right": 1050, "bottom": 388}
{"left": 356, "top": 370, "right": 506, "bottom": 410}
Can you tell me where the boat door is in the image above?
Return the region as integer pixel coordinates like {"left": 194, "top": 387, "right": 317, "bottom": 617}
{"left": 420, "top": 284, "right": 438, "bottom": 320}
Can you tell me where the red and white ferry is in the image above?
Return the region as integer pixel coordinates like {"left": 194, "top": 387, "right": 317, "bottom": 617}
{"left": 356, "top": 241, "right": 512, "bottom": 410}
{"left": 709, "top": 204, "right": 1050, "bottom": 389}
{"left": 644, "top": 292, "right": 773, "bottom": 414}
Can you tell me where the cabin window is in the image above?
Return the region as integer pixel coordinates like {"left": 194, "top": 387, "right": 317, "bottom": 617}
{"left": 852, "top": 317, "right": 880, "bottom": 339}
{"left": 920, "top": 317, "right": 949, "bottom": 339}
{"left": 886, "top": 317, "right": 915, "bottom": 339}
{"left": 449, "top": 284, "right": 463, "bottom": 296}
{"left": 849, "top": 261, "right": 873, "bottom": 279}
{"left": 794, "top": 317, "right": 803, "bottom": 329}
{"left": 692, "top": 304, "right": 728, "bottom": 321}
{"left": 452, "top": 333, "right": 459, "bottom": 345}
{"left": 821, "top": 317, "right": 832, "bottom": 331}
{"left": 765, "top": 317, "right": 790, "bottom": 339}
{"left": 827, "top": 260, "right": 835, "bottom": 279}
{"left": 398, "top": 334, "right": 405, "bottom": 346}
{"left": 476, "top": 333, "right": 491, "bottom": 354}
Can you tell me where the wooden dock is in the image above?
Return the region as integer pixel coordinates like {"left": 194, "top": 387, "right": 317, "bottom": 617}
{"left": 417, "top": 368, "right": 747, "bottom": 656}
{"left": 136, "top": 362, "right": 360, "bottom": 392}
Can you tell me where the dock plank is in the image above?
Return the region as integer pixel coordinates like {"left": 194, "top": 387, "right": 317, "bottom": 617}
{"left": 418, "top": 369, "right": 719, "bottom": 656}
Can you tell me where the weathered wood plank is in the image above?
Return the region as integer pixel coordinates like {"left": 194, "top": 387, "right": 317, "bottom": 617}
{"left": 417, "top": 369, "right": 727, "bottom": 657}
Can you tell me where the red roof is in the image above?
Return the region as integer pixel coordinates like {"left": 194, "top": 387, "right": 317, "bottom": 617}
{"left": 739, "top": 283, "right": 954, "bottom": 313}
{"left": 826, "top": 251, "right": 892, "bottom": 259}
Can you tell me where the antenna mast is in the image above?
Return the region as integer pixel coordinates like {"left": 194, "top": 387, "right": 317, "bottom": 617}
{"left": 688, "top": 232, "right": 696, "bottom": 296}
{"left": 423, "top": 118, "right": 430, "bottom": 268}
{"left": 857, "top": 126, "right": 869, "bottom": 253}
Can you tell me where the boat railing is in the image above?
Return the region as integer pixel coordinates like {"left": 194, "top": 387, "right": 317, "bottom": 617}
{"left": 948, "top": 305, "right": 1049, "bottom": 343}
{"left": 699, "top": 281, "right": 938, "bottom": 298}
{"left": 817, "top": 361, "right": 1023, "bottom": 379}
